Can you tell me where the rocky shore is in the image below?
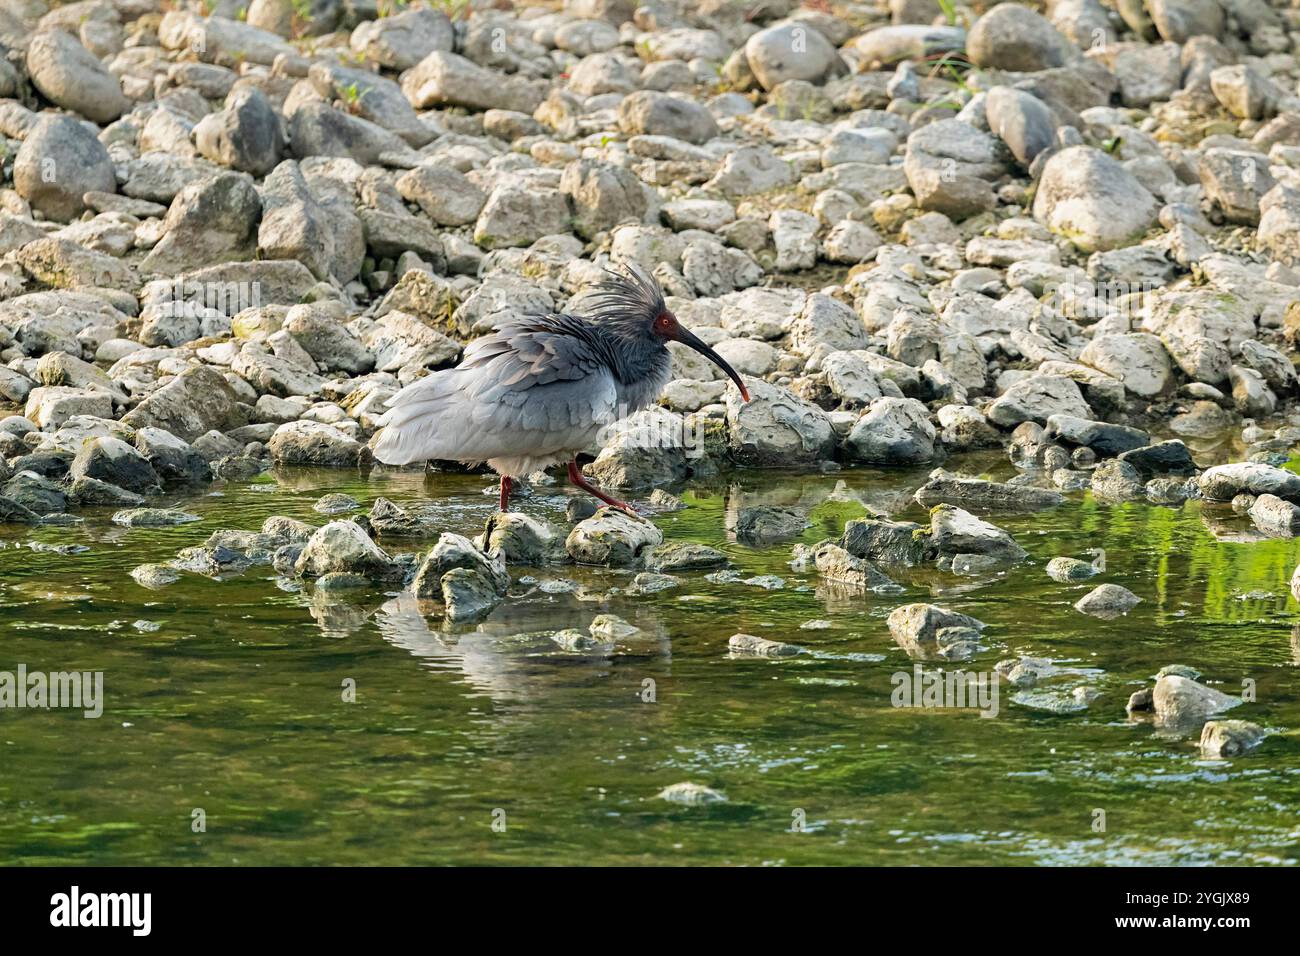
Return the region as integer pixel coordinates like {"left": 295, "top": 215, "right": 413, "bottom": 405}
{"left": 1, "top": 0, "right": 1296, "bottom": 753}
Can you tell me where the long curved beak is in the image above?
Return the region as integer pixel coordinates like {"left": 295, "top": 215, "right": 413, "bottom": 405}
{"left": 675, "top": 327, "right": 750, "bottom": 402}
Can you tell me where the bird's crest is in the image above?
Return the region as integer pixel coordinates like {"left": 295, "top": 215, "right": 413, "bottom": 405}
{"left": 584, "top": 261, "right": 667, "bottom": 331}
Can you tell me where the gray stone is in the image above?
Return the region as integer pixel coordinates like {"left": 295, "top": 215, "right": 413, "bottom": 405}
{"left": 1117, "top": 440, "right": 1197, "bottom": 476}
{"left": 268, "top": 421, "right": 370, "bottom": 467}
{"left": 473, "top": 185, "right": 570, "bottom": 250}
{"left": 887, "top": 603, "right": 986, "bottom": 660}
{"left": 287, "top": 102, "right": 412, "bottom": 166}
{"left": 13, "top": 115, "right": 116, "bottom": 222}
{"left": 565, "top": 508, "right": 663, "bottom": 567}
{"left": 1032, "top": 146, "right": 1159, "bottom": 252}
{"left": 1200, "top": 719, "right": 1267, "bottom": 757}
{"left": 1248, "top": 493, "right": 1300, "bottom": 536}
{"left": 26, "top": 30, "right": 128, "bottom": 124}
{"left": 402, "top": 51, "right": 546, "bottom": 113}
{"left": 904, "top": 119, "right": 1002, "bottom": 220}
{"left": 134, "top": 427, "right": 211, "bottom": 486}
{"left": 70, "top": 436, "right": 160, "bottom": 494}
{"left": 396, "top": 163, "right": 486, "bottom": 227}
{"left": 1044, "top": 414, "right": 1150, "bottom": 456}
{"left": 560, "top": 159, "right": 648, "bottom": 240}
{"left": 984, "top": 85, "right": 1057, "bottom": 166}
{"left": 841, "top": 517, "right": 931, "bottom": 567}
{"left": 812, "top": 541, "right": 895, "bottom": 589}
{"left": 142, "top": 173, "right": 261, "bottom": 275}
{"left": 966, "top": 3, "right": 1073, "bottom": 72}
{"left": 725, "top": 379, "right": 835, "bottom": 467}
{"left": 842, "top": 397, "right": 936, "bottom": 464}
{"left": 350, "top": 7, "right": 453, "bottom": 70}
{"left": 121, "top": 366, "right": 245, "bottom": 443}
{"left": 728, "top": 633, "right": 804, "bottom": 657}
{"left": 309, "top": 60, "right": 432, "bottom": 147}
{"left": 193, "top": 87, "right": 284, "bottom": 177}
{"left": 744, "top": 22, "right": 842, "bottom": 90}
{"left": 644, "top": 541, "right": 729, "bottom": 571}
{"left": 440, "top": 567, "right": 503, "bottom": 623}
{"left": 735, "top": 506, "right": 808, "bottom": 545}
{"left": 1153, "top": 674, "right": 1241, "bottom": 725}
{"left": 1078, "top": 333, "right": 1172, "bottom": 398}
{"left": 915, "top": 472, "right": 1063, "bottom": 510}
{"left": 929, "top": 504, "right": 1027, "bottom": 565}
{"left": 618, "top": 91, "right": 719, "bottom": 145}
{"left": 295, "top": 520, "right": 401, "bottom": 580}
{"left": 988, "top": 375, "right": 1092, "bottom": 428}
{"left": 1074, "top": 583, "right": 1141, "bottom": 618}
{"left": 1199, "top": 462, "right": 1300, "bottom": 502}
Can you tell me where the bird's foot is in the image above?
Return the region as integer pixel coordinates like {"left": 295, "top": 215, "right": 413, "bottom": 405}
{"left": 567, "top": 460, "right": 647, "bottom": 518}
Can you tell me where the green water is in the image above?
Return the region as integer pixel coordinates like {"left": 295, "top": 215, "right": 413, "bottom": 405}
{"left": 1, "top": 455, "right": 1298, "bottom": 866}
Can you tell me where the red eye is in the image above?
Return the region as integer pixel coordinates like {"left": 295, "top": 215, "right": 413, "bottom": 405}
{"left": 654, "top": 313, "right": 676, "bottom": 335}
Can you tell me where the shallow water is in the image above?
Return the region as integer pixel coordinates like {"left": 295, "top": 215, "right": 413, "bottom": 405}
{"left": 1, "top": 454, "right": 1298, "bottom": 866}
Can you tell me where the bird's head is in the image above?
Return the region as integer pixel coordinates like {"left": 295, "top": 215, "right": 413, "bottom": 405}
{"left": 589, "top": 262, "right": 751, "bottom": 402}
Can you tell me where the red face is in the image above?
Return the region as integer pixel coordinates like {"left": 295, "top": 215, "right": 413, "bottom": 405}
{"left": 652, "top": 311, "right": 752, "bottom": 403}
{"left": 652, "top": 312, "right": 680, "bottom": 339}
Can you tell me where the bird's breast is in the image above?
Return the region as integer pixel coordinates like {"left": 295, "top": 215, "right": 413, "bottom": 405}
{"left": 613, "top": 358, "right": 672, "bottom": 420}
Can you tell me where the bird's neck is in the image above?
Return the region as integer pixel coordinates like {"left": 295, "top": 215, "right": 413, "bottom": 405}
{"left": 604, "top": 330, "right": 670, "bottom": 390}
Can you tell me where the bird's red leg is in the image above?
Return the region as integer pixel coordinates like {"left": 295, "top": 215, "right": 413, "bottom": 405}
{"left": 567, "top": 460, "right": 635, "bottom": 513}
{"left": 499, "top": 475, "right": 513, "bottom": 512}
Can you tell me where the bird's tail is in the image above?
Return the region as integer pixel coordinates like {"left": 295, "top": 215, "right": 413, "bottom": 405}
{"left": 372, "top": 370, "right": 464, "bottom": 465}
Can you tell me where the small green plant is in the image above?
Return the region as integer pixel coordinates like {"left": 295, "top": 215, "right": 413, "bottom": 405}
{"left": 340, "top": 81, "right": 368, "bottom": 113}
{"left": 936, "top": 0, "right": 960, "bottom": 26}
{"left": 432, "top": 0, "right": 471, "bottom": 21}
{"left": 289, "top": 0, "right": 313, "bottom": 36}
{"left": 1102, "top": 136, "right": 1124, "bottom": 157}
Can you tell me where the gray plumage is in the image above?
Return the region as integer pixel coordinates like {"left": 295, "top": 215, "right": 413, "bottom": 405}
{"left": 373, "top": 266, "right": 673, "bottom": 479}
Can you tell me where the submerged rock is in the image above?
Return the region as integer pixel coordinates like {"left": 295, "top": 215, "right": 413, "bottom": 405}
{"left": 565, "top": 508, "right": 663, "bottom": 567}
{"left": 644, "top": 541, "right": 729, "bottom": 571}
{"left": 1073, "top": 583, "right": 1141, "bottom": 618}
{"left": 840, "top": 516, "right": 931, "bottom": 567}
{"left": 915, "top": 471, "right": 1063, "bottom": 511}
{"left": 734, "top": 506, "right": 808, "bottom": 545}
{"left": 1199, "top": 719, "right": 1267, "bottom": 757}
{"left": 313, "top": 493, "right": 360, "bottom": 515}
{"left": 1153, "top": 674, "right": 1242, "bottom": 725}
{"left": 368, "top": 498, "right": 437, "bottom": 538}
{"left": 130, "top": 563, "right": 180, "bottom": 589}
{"left": 888, "top": 603, "right": 987, "bottom": 660}
{"left": 590, "top": 614, "right": 640, "bottom": 640}
{"left": 482, "top": 512, "right": 567, "bottom": 564}
{"left": 440, "top": 566, "right": 501, "bottom": 623}
{"left": 1199, "top": 462, "right": 1300, "bottom": 502}
{"left": 1046, "top": 550, "right": 1105, "bottom": 582}
{"left": 295, "top": 520, "right": 401, "bottom": 581}
{"left": 929, "top": 504, "right": 1027, "bottom": 568}
{"left": 656, "top": 782, "right": 727, "bottom": 806}
{"left": 728, "top": 633, "right": 804, "bottom": 657}
{"left": 112, "top": 508, "right": 201, "bottom": 527}
{"left": 812, "top": 541, "right": 895, "bottom": 590}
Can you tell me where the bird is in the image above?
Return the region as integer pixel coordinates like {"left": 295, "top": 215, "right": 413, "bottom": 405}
{"left": 372, "top": 262, "right": 750, "bottom": 512}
